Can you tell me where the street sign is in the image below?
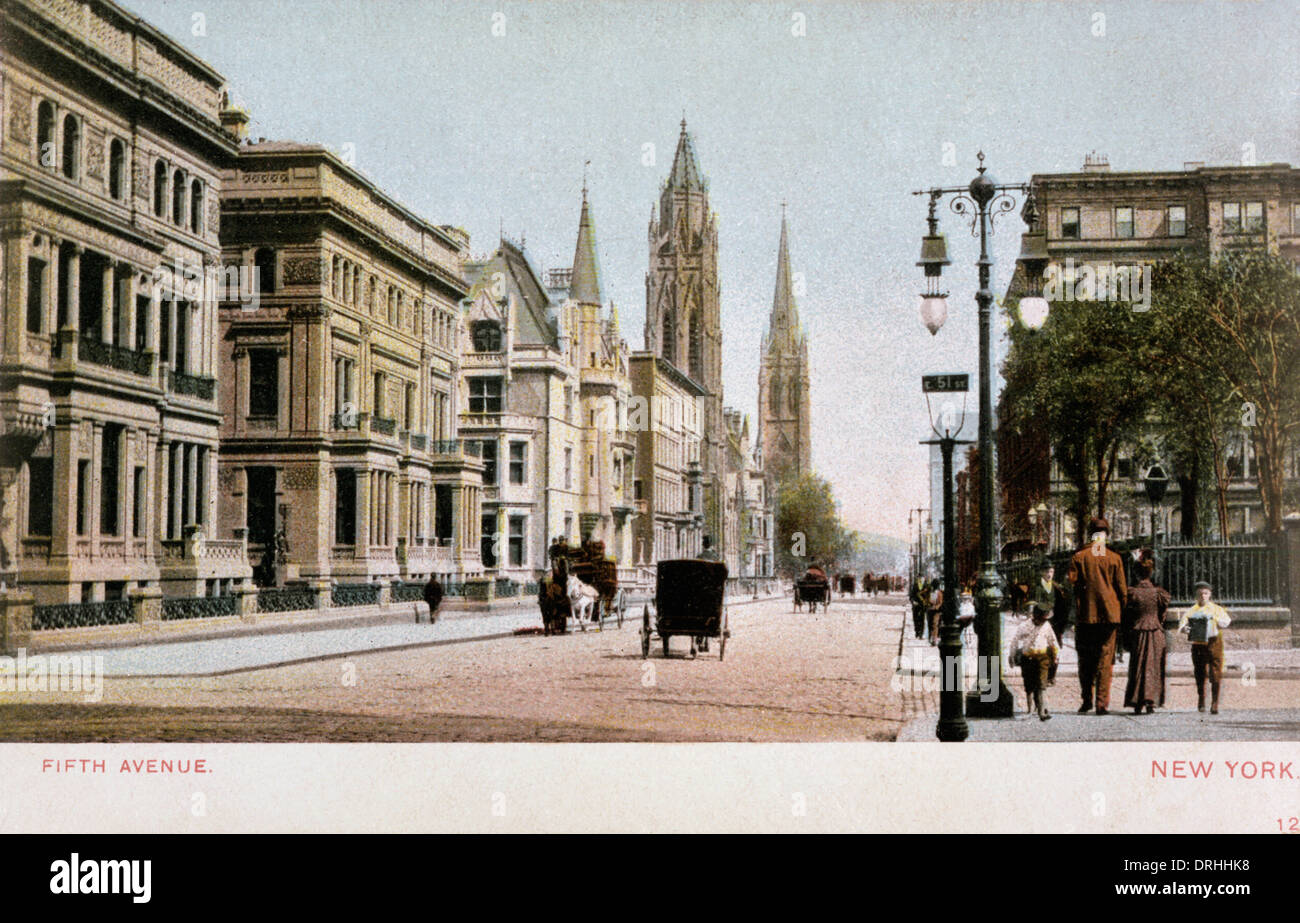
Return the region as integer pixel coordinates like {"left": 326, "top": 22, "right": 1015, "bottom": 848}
{"left": 922, "top": 374, "right": 969, "bottom": 393}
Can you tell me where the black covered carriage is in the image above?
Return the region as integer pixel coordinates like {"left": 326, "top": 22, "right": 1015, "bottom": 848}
{"left": 794, "top": 566, "right": 831, "bottom": 613}
{"left": 641, "top": 559, "right": 729, "bottom": 660}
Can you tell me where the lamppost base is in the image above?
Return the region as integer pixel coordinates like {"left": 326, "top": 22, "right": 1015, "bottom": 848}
{"left": 936, "top": 718, "right": 970, "bottom": 742}
{"left": 965, "top": 684, "right": 1015, "bottom": 718}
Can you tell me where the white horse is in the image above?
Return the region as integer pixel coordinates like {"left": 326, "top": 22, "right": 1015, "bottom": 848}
{"left": 566, "top": 573, "right": 600, "bottom": 631}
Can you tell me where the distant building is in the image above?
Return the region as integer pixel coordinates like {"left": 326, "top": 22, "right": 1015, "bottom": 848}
{"left": 1, "top": 0, "right": 249, "bottom": 603}
{"left": 758, "top": 211, "right": 812, "bottom": 487}
{"left": 1001, "top": 156, "right": 1300, "bottom": 546}
{"left": 216, "top": 141, "right": 484, "bottom": 586}
{"left": 629, "top": 354, "right": 704, "bottom": 564}
{"left": 724, "top": 408, "right": 774, "bottom": 577}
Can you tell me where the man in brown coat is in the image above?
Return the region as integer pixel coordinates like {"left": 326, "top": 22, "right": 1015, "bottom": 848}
{"left": 1067, "top": 516, "right": 1128, "bottom": 715}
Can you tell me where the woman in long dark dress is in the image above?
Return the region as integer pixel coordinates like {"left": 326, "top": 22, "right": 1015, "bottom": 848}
{"left": 1123, "top": 559, "right": 1170, "bottom": 714}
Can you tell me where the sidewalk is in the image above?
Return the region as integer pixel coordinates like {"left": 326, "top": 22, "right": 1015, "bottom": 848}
{"left": 895, "top": 610, "right": 1300, "bottom": 741}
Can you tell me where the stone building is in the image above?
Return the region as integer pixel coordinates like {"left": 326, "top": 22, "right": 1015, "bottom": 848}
{"left": 724, "top": 408, "right": 774, "bottom": 577}
{"left": 216, "top": 140, "right": 483, "bottom": 586}
{"left": 629, "top": 353, "right": 705, "bottom": 564}
{"left": 643, "top": 120, "right": 727, "bottom": 560}
{"left": 757, "top": 211, "right": 812, "bottom": 488}
{"left": 460, "top": 188, "right": 636, "bottom": 580}
{"left": 1, "top": 0, "right": 250, "bottom": 605}
{"left": 1002, "top": 155, "right": 1300, "bottom": 546}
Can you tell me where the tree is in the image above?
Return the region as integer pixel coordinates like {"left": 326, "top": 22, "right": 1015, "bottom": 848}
{"left": 1002, "top": 295, "right": 1155, "bottom": 544}
{"left": 774, "top": 472, "right": 853, "bottom": 577}
{"left": 1146, "top": 253, "right": 1300, "bottom": 533}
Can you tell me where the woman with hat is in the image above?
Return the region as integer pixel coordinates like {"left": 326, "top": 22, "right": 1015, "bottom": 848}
{"left": 1178, "top": 581, "right": 1231, "bottom": 714}
{"left": 1122, "top": 558, "right": 1170, "bottom": 714}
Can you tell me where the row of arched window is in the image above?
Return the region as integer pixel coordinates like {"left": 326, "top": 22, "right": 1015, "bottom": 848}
{"left": 34, "top": 99, "right": 204, "bottom": 233}
{"left": 659, "top": 309, "right": 706, "bottom": 382}
{"left": 325, "top": 254, "right": 457, "bottom": 351}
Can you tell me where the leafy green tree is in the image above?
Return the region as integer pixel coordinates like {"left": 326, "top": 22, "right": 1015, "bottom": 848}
{"left": 774, "top": 472, "right": 853, "bottom": 577}
{"left": 1002, "top": 295, "right": 1154, "bottom": 544}
{"left": 1146, "top": 253, "right": 1300, "bottom": 533}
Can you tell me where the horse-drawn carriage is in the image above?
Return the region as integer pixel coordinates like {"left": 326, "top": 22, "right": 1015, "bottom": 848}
{"left": 641, "top": 559, "right": 730, "bottom": 660}
{"left": 837, "top": 573, "right": 856, "bottom": 596}
{"left": 536, "top": 537, "right": 626, "bottom": 634}
{"left": 794, "top": 565, "right": 831, "bottom": 613}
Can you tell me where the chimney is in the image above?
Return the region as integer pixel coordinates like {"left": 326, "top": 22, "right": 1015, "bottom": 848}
{"left": 219, "top": 91, "right": 250, "bottom": 143}
{"left": 1081, "top": 151, "right": 1111, "bottom": 173}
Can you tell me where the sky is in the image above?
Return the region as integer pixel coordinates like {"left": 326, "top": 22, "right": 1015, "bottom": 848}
{"left": 127, "top": 0, "right": 1300, "bottom": 540}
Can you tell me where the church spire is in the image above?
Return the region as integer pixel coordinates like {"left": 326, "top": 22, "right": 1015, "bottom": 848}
{"left": 768, "top": 208, "right": 801, "bottom": 349}
{"left": 569, "top": 180, "right": 602, "bottom": 306}
{"left": 667, "top": 118, "right": 704, "bottom": 191}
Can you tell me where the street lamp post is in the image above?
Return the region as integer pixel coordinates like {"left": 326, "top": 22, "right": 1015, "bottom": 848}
{"left": 914, "top": 153, "right": 1045, "bottom": 718}
{"left": 1143, "top": 463, "right": 1169, "bottom": 552}
{"left": 922, "top": 373, "right": 974, "bottom": 742}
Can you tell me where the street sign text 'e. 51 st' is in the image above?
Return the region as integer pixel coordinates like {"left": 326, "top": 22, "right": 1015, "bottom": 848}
{"left": 922, "top": 374, "right": 969, "bottom": 393}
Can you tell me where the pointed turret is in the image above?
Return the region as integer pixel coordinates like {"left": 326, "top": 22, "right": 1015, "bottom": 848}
{"left": 570, "top": 184, "right": 602, "bottom": 307}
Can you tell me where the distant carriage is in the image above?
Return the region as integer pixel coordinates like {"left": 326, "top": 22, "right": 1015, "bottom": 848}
{"left": 794, "top": 565, "right": 831, "bottom": 613}
{"left": 838, "top": 574, "right": 856, "bottom": 596}
{"left": 641, "top": 559, "right": 730, "bottom": 660}
{"left": 542, "top": 537, "right": 625, "bottom": 631}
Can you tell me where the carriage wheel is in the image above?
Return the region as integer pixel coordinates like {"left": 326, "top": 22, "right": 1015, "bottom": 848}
{"left": 720, "top": 611, "right": 729, "bottom": 661}
{"left": 617, "top": 590, "right": 625, "bottom": 628}
{"left": 640, "top": 606, "right": 651, "bottom": 658}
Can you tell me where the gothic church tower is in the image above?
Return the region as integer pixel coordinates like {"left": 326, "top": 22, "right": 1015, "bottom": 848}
{"left": 758, "top": 211, "right": 811, "bottom": 486}
{"left": 645, "top": 120, "right": 726, "bottom": 550}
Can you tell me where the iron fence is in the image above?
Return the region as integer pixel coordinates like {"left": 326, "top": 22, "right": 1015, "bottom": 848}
{"left": 32, "top": 599, "right": 133, "bottom": 630}
{"left": 256, "top": 587, "right": 316, "bottom": 613}
{"left": 162, "top": 595, "right": 237, "bottom": 621}
{"left": 391, "top": 582, "right": 425, "bottom": 603}
{"left": 331, "top": 582, "right": 380, "bottom": 606}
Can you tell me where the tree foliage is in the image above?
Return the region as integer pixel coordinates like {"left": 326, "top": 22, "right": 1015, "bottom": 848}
{"left": 774, "top": 472, "right": 854, "bottom": 577}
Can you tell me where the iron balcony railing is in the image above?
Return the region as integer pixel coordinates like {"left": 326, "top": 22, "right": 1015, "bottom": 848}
{"left": 390, "top": 582, "right": 426, "bottom": 603}
{"left": 371, "top": 416, "right": 397, "bottom": 436}
{"left": 169, "top": 369, "right": 216, "bottom": 400}
{"left": 255, "top": 587, "right": 316, "bottom": 613}
{"left": 331, "top": 582, "right": 380, "bottom": 607}
{"left": 78, "top": 334, "right": 152, "bottom": 376}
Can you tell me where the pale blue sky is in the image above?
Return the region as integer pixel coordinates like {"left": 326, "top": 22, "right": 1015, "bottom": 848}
{"left": 128, "top": 0, "right": 1300, "bottom": 539}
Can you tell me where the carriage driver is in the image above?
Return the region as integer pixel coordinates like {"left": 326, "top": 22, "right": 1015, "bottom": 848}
{"left": 698, "top": 535, "right": 721, "bottom": 562}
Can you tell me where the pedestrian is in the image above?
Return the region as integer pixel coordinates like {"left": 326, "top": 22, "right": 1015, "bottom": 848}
{"left": 926, "top": 581, "right": 943, "bottom": 646}
{"left": 1122, "top": 558, "right": 1169, "bottom": 714}
{"left": 1178, "top": 580, "right": 1231, "bottom": 714}
{"left": 698, "top": 535, "right": 721, "bottom": 562}
{"left": 1011, "top": 603, "right": 1059, "bottom": 720}
{"left": 1066, "top": 516, "right": 1128, "bottom": 716}
{"left": 1030, "top": 562, "right": 1072, "bottom": 648}
{"left": 422, "top": 573, "right": 443, "bottom": 621}
{"left": 909, "top": 577, "right": 927, "bottom": 640}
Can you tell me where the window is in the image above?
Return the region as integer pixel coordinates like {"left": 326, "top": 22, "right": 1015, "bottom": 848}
{"left": 254, "top": 248, "right": 276, "bottom": 294}
{"left": 331, "top": 257, "right": 341, "bottom": 298}
{"left": 1244, "top": 201, "right": 1264, "bottom": 233}
{"left": 109, "top": 139, "right": 125, "bottom": 200}
{"left": 249, "top": 349, "right": 279, "bottom": 417}
{"left": 174, "top": 301, "right": 189, "bottom": 372}
{"left": 132, "top": 466, "right": 145, "bottom": 538}
{"left": 564, "top": 386, "right": 573, "bottom": 421}
{"left": 1115, "top": 206, "right": 1134, "bottom": 239}
{"left": 479, "top": 439, "right": 498, "bottom": 485}
{"left": 634, "top": 478, "right": 643, "bottom": 501}
{"left": 1293, "top": 203, "right": 1300, "bottom": 234}
{"left": 1222, "top": 202, "right": 1241, "bottom": 234}
{"left": 246, "top": 466, "right": 276, "bottom": 546}
{"left": 1167, "top": 205, "right": 1186, "bottom": 237}
{"left": 153, "top": 161, "right": 167, "bottom": 218}
{"left": 481, "top": 513, "right": 498, "bottom": 567}
{"left": 135, "top": 293, "right": 148, "bottom": 352}
{"left": 508, "top": 516, "right": 526, "bottom": 567}
{"left": 27, "top": 257, "right": 45, "bottom": 333}
{"left": 689, "top": 311, "right": 702, "bottom": 381}
{"left": 26, "top": 458, "right": 53, "bottom": 536}
{"left": 190, "top": 179, "right": 204, "bottom": 234}
{"left": 36, "top": 101, "right": 55, "bottom": 168}
{"left": 662, "top": 311, "right": 676, "bottom": 364}
{"left": 404, "top": 383, "right": 416, "bottom": 431}
{"left": 509, "top": 441, "right": 527, "bottom": 484}
{"left": 471, "top": 320, "right": 502, "bottom": 352}
{"left": 335, "top": 468, "right": 357, "bottom": 544}
{"left": 61, "top": 114, "right": 79, "bottom": 179}
{"left": 564, "top": 447, "right": 573, "bottom": 489}
{"left": 76, "top": 460, "right": 88, "bottom": 535}
{"left": 468, "top": 377, "right": 503, "bottom": 413}
{"left": 99, "top": 425, "right": 122, "bottom": 535}
{"left": 1061, "top": 207, "right": 1080, "bottom": 240}
{"left": 171, "top": 169, "right": 186, "bottom": 226}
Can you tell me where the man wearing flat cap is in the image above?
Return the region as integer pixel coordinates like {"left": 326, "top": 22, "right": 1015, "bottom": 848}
{"left": 1067, "top": 516, "right": 1128, "bottom": 715}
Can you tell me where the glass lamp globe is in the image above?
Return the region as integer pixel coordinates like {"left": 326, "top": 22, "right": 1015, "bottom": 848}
{"left": 1019, "top": 296, "right": 1049, "bottom": 330}
{"left": 919, "top": 294, "right": 948, "bottom": 335}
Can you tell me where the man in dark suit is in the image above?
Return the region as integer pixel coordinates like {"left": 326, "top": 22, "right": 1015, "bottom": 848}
{"left": 1067, "top": 516, "right": 1128, "bottom": 715}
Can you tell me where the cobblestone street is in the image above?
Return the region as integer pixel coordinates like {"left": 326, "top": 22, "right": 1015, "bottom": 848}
{"left": 0, "top": 596, "right": 910, "bottom": 742}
